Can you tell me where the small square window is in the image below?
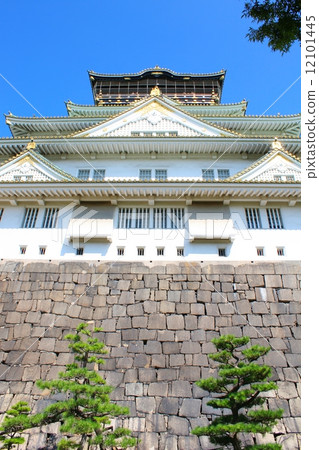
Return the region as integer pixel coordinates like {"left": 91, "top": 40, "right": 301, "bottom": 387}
{"left": 155, "top": 169, "right": 167, "bottom": 180}
{"left": 137, "top": 247, "right": 145, "bottom": 256}
{"left": 139, "top": 169, "right": 152, "bottom": 180}
{"left": 157, "top": 247, "right": 164, "bottom": 256}
{"left": 202, "top": 169, "right": 214, "bottom": 181}
{"left": 39, "top": 247, "right": 46, "bottom": 255}
{"left": 76, "top": 247, "right": 84, "bottom": 256}
{"left": 256, "top": 247, "right": 264, "bottom": 256}
{"left": 78, "top": 169, "right": 90, "bottom": 180}
{"left": 20, "top": 246, "right": 27, "bottom": 255}
{"left": 117, "top": 247, "right": 125, "bottom": 256}
{"left": 277, "top": 247, "right": 285, "bottom": 256}
{"left": 218, "top": 248, "right": 226, "bottom": 257}
{"left": 177, "top": 248, "right": 184, "bottom": 257}
{"left": 217, "top": 169, "right": 230, "bottom": 180}
{"left": 93, "top": 169, "right": 106, "bottom": 181}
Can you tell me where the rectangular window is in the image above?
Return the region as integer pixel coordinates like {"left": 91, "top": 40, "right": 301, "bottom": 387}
{"left": 277, "top": 247, "right": 285, "bottom": 256}
{"left": 22, "top": 208, "right": 39, "bottom": 228}
{"left": 245, "top": 208, "right": 262, "bottom": 229}
{"left": 118, "top": 208, "right": 150, "bottom": 228}
{"left": 0, "top": 208, "right": 3, "bottom": 222}
{"left": 267, "top": 208, "right": 284, "bottom": 229}
{"left": 139, "top": 169, "right": 152, "bottom": 180}
{"left": 217, "top": 169, "right": 230, "bottom": 180}
{"left": 153, "top": 208, "right": 168, "bottom": 229}
{"left": 93, "top": 169, "right": 106, "bottom": 180}
{"left": 177, "top": 248, "right": 184, "bottom": 257}
{"left": 137, "top": 247, "right": 145, "bottom": 256}
{"left": 218, "top": 248, "right": 226, "bottom": 257}
{"left": 42, "top": 208, "right": 59, "bottom": 228}
{"left": 78, "top": 169, "right": 90, "bottom": 180}
{"left": 170, "top": 208, "right": 185, "bottom": 229}
{"left": 155, "top": 169, "right": 167, "bottom": 180}
{"left": 76, "top": 247, "right": 84, "bottom": 256}
{"left": 20, "top": 246, "right": 27, "bottom": 255}
{"left": 256, "top": 247, "right": 264, "bottom": 256}
{"left": 39, "top": 247, "right": 46, "bottom": 255}
{"left": 117, "top": 247, "right": 125, "bottom": 256}
{"left": 157, "top": 247, "right": 164, "bottom": 256}
{"left": 202, "top": 169, "right": 214, "bottom": 180}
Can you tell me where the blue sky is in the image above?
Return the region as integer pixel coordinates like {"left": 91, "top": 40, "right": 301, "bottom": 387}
{"left": 0, "top": 1, "right": 300, "bottom": 137}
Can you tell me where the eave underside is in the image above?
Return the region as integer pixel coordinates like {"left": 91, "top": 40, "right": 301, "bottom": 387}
{"left": 0, "top": 138, "right": 301, "bottom": 158}
{"left": 0, "top": 182, "right": 300, "bottom": 204}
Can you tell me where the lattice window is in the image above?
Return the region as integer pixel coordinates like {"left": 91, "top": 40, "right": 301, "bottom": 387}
{"left": 170, "top": 208, "right": 185, "bottom": 229}
{"left": 22, "top": 208, "right": 39, "bottom": 228}
{"left": 277, "top": 247, "right": 285, "bottom": 256}
{"left": 157, "top": 247, "right": 164, "bottom": 256}
{"left": 266, "top": 208, "right": 284, "bottom": 229}
{"left": 155, "top": 169, "right": 167, "bottom": 180}
{"left": 137, "top": 247, "right": 145, "bottom": 256}
{"left": 42, "top": 208, "right": 59, "bottom": 228}
{"left": 245, "top": 208, "right": 262, "bottom": 229}
{"left": 153, "top": 208, "right": 168, "bottom": 229}
{"left": 78, "top": 169, "right": 90, "bottom": 180}
{"left": 20, "top": 246, "right": 27, "bottom": 255}
{"left": 202, "top": 169, "right": 214, "bottom": 181}
{"left": 93, "top": 169, "right": 106, "bottom": 180}
{"left": 118, "top": 208, "right": 150, "bottom": 228}
{"left": 217, "top": 169, "right": 230, "bottom": 180}
{"left": 117, "top": 247, "right": 125, "bottom": 256}
{"left": 218, "top": 248, "right": 226, "bottom": 257}
{"left": 177, "top": 248, "right": 184, "bottom": 256}
{"left": 139, "top": 169, "right": 152, "bottom": 180}
{"left": 76, "top": 247, "right": 84, "bottom": 255}
{"left": 256, "top": 248, "right": 264, "bottom": 256}
{"left": 39, "top": 247, "right": 47, "bottom": 255}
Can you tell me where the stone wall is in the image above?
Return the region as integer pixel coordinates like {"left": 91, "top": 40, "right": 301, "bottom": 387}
{"left": 0, "top": 260, "right": 301, "bottom": 449}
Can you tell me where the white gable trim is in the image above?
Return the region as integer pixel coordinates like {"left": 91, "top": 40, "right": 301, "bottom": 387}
{"left": 236, "top": 151, "right": 301, "bottom": 182}
{"left": 75, "top": 97, "right": 236, "bottom": 138}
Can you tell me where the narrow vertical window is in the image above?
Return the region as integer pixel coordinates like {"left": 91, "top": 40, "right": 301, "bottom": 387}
{"left": 256, "top": 247, "right": 264, "bottom": 256}
{"left": 170, "top": 208, "right": 185, "bottom": 229}
{"left": 218, "top": 248, "right": 226, "bottom": 257}
{"left": 277, "top": 247, "right": 285, "bottom": 256}
{"left": 157, "top": 247, "right": 164, "bottom": 256}
{"left": 39, "top": 247, "right": 47, "bottom": 255}
{"left": 20, "top": 246, "right": 27, "bottom": 255}
{"left": 266, "top": 208, "right": 283, "bottom": 229}
{"left": 22, "top": 208, "right": 39, "bottom": 228}
{"left": 76, "top": 247, "right": 84, "bottom": 256}
{"left": 117, "top": 247, "right": 125, "bottom": 256}
{"left": 137, "top": 247, "right": 145, "bottom": 256}
{"left": 42, "top": 208, "right": 59, "bottom": 228}
{"left": 0, "top": 208, "right": 3, "bottom": 222}
{"left": 177, "top": 248, "right": 184, "bottom": 256}
{"left": 135, "top": 208, "right": 150, "bottom": 228}
{"left": 245, "top": 208, "right": 261, "bottom": 229}
{"left": 154, "top": 208, "right": 168, "bottom": 229}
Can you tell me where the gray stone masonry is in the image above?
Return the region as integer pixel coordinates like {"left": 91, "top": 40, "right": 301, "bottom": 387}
{"left": 0, "top": 260, "right": 300, "bottom": 449}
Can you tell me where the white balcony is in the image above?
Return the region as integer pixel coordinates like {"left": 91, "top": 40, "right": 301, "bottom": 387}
{"left": 188, "top": 219, "right": 234, "bottom": 242}
{"left": 66, "top": 219, "right": 113, "bottom": 243}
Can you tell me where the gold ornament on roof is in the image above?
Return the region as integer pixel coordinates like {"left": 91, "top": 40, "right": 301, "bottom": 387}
{"left": 26, "top": 139, "right": 36, "bottom": 150}
{"left": 150, "top": 86, "right": 161, "bottom": 97}
{"left": 272, "top": 138, "right": 283, "bottom": 151}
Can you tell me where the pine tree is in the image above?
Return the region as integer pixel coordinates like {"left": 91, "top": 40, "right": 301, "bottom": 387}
{"left": 35, "top": 323, "right": 137, "bottom": 450}
{"left": 0, "top": 402, "right": 33, "bottom": 449}
{"left": 192, "top": 334, "right": 283, "bottom": 450}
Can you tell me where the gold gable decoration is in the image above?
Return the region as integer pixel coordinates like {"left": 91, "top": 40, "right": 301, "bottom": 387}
{"left": 150, "top": 86, "right": 161, "bottom": 97}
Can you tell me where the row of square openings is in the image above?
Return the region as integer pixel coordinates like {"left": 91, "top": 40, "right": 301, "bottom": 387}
{"left": 77, "top": 169, "right": 231, "bottom": 181}
{"left": 18, "top": 246, "right": 286, "bottom": 257}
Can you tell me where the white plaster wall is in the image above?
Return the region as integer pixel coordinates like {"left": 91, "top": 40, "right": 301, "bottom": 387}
{"left": 0, "top": 204, "right": 301, "bottom": 261}
{"left": 51, "top": 157, "right": 256, "bottom": 180}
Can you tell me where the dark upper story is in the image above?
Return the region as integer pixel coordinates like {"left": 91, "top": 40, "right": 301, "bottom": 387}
{"left": 88, "top": 66, "right": 226, "bottom": 106}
